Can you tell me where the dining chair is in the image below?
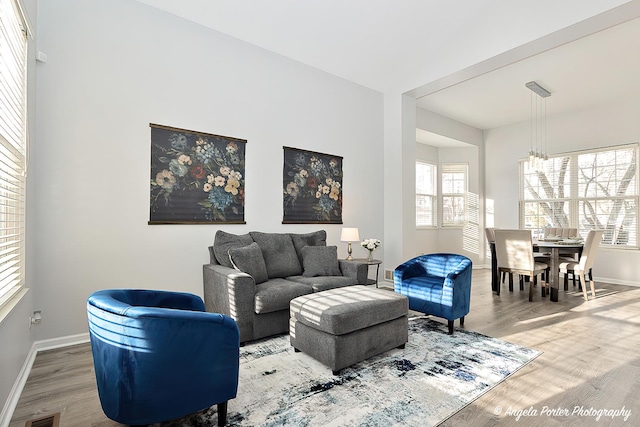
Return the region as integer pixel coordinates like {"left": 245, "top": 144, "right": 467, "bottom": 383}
{"left": 494, "top": 229, "right": 548, "bottom": 301}
{"left": 544, "top": 227, "right": 578, "bottom": 238}
{"left": 559, "top": 230, "right": 604, "bottom": 300}
{"left": 485, "top": 227, "right": 509, "bottom": 287}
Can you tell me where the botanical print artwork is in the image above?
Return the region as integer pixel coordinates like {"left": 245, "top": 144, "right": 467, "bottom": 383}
{"left": 149, "top": 124, "right": 246, "bottom": 224}
{"left": 283, "top": 147, "right": 343, "bottom": 224}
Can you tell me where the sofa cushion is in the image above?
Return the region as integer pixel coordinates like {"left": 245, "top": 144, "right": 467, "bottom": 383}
{"left": 290, "top": 230, "right": 327, "bottom": 264}
{"left": 213, "top": 230, "right": 254, "bottom": 268}
{"left": 250, "top": 232, "right": 302, "bottom": 278}
{"left": 287, "top": 275, "right": 357, "bottom": 292}
{"left": 301, "top": 245, "right": 342, "bottom": 277}
{"left": 254, "top": 278, "right": 312, "bottom": 314}
{"left": 228, "top": 242, "right": 269, "bottom": 284}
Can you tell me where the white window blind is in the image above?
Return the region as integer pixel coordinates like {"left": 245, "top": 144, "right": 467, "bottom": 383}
{"left": 0, "top": 0, "right": 28, "bottom": 306}
{"left": 441, "top": 163, "right": 468, "bottom": 227}
{"left": 520, "top": 156, "right": 571, "bottom": 230}
{"left": 520, "top": 144, "right": 638, "bottom": 248}
{"left": 416, "top": 161, "right": 436, "bottom": 227}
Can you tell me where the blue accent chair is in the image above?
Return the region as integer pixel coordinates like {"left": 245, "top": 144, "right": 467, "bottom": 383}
{"left": 87, "top": 289, "right": 240, "bottom": 426}
{"left": 394, "top": 253, "right": 472, "bottom": 335}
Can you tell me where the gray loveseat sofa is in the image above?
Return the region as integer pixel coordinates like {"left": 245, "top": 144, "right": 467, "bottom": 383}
{"left": 203, "top": 230, "right": 369, "bottom": 343}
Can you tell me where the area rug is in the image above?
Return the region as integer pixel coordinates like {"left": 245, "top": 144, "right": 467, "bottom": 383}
{"left": 166, "top": 316, "right": 541, "bottom": 427}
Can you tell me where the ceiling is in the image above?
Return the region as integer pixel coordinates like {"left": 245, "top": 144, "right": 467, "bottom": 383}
{"left": 415, "top": 16, "right": 640, "bottom": 131}
{"left": 135, "top": 0, "right": 640, "bottom": 141}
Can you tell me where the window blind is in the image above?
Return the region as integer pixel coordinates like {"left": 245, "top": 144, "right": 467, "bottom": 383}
{"left": 520, "top": 144, "right": 639, "bottom": 248}
{"left": 441, "top": 163, "right": 468, "bottom": 227}
{"left": 0, "top": 0, "right": 27, "bottom": 306}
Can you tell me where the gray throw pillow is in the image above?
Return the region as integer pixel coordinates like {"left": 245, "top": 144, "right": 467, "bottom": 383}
{"left": 250, "top": 232, "right": 302, "bottom": 278}
{"left": 301, "top": 245, "right": 342, "bottom": 277}
{"left": 290, "top": 230, "right": 327, "bottom": 264}
{"left": 228, "top": 242, "right": 269, "bottom": 284}
{"left": 213, "top": 230, "right": 254, "bottom": 268}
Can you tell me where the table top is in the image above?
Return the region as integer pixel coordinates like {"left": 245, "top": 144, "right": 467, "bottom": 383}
{"left": 535, "top": 240, "right": 584, "bottom": 248}
{"left": 351, "top": 258, "right": 382, "bottom": 265}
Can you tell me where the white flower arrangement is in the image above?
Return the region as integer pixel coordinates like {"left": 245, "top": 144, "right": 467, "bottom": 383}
{"left": 361, "top": 238, "right": 381, "bottom": 250}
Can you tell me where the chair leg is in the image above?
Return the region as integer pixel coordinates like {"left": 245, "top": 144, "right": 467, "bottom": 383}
{"left": 218, "top": 401, "right": 228, "bottom": 427}
{"left": 563, "top": 272, "right": 569, "bottom": 291}
{"left": 578, "top": 272, "right": 589, "bottom": 301}
{"left": 508, "top": 274, "right": 514, "bottom": 292}
{"left": 588, "top": 274, "right": 597, "bottom": 299}
{"left": 519, "top": 275, "right": 524, "bottom": 291}
{"left": 535, "top": 275, "right": 543, "bottom": 297}
{"left": 447, "top": 320, "right": 454, "bottom": 335}
{"left": 460, "top": 316, "right": 465, "bottom": 327}
{"left": 528, "top": 276, "right": 534, "bottom": 302}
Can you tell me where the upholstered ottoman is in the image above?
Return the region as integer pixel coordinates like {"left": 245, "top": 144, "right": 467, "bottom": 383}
{"left": 289, "top": 285, "right": 409, "bottom": 374}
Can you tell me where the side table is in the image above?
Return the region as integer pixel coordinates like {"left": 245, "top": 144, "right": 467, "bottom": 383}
{"left": 351, "top": 258, "right": 382, "bottom": 287}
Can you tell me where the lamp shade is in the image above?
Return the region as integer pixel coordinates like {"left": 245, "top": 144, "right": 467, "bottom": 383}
{"left": 340, "top": 227, "right": 360, "bottom": 242}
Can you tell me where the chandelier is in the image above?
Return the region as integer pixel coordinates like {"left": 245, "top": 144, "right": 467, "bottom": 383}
{"left": 526, "top": 81, "right": 551, "bottom": 171}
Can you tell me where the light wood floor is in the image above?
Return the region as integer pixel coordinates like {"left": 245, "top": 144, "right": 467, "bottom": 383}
{"left": 10, "top": 269, "right": 640, "bottom": 426}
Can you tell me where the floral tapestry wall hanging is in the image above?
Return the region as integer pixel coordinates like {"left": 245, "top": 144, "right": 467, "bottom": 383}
{"left": 283, "top": 146, "right": 343, "bottom": 224}
{"left": 149, "top": 124, "right": 246, "bottom": 224}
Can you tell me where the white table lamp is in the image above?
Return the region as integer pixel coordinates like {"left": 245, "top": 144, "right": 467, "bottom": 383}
{"left": 340, "top": 227, "right": 360, "bottom": 260}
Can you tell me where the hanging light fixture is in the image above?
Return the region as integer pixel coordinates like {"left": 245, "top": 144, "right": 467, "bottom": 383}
{"left": 526, "top": 81, "right": 551, "bottom": 172}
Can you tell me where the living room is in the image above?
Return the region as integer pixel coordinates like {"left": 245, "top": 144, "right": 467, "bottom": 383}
{"left": 2, "top": 0, "right": 640, "bottom": 425}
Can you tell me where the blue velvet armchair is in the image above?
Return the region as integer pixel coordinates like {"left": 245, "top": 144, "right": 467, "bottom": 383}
{"left": 394, "top": 253, "right": 472, "bottom": 334}
{"left": 87, "top": 289, "right": 240, "bottom": 426}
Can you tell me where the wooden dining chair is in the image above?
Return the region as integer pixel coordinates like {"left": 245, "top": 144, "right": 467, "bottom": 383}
{"left": 494, "top": 229, "right": 548, "bottom": 301}
{"left": 559, "top": 230, "right": 604, "bottom": 301}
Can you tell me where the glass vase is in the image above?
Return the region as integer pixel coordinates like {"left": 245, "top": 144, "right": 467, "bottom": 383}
{"left": 367, "top": 249, "right": 374, "bottom": 262}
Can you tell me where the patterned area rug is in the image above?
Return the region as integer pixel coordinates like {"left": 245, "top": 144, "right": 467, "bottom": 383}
{"left": 166, "top": 316, "right": 541, "bottom": 427}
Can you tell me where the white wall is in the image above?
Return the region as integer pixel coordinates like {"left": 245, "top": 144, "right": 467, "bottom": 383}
{"left": 414, "top": 106, "right": 485, "bottom": 267}
{"left": 414, "top": 144, "right": 482, "bottom": 264}
{"left": 437, "top": 147, "right": 481, "bottom": 262}
{"left": 485, "top": 98, "right": 640, "bottom": 285}
{"left": 32, "top": 0, "right": 383, "bottom": 341}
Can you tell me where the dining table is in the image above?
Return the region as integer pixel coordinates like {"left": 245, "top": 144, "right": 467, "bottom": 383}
{"left": 490, "top": 239, "right": 584, "bottom": 302}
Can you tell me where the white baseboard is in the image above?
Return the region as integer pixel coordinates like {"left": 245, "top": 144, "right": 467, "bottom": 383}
{"left": 593, "top": 276, "right": 640, "bottom": 288}
{"left": 0, "top": 342, "right": 37, "bottom": 427}
{"left": 0, "top": 333, "right": 90, "bottom": 427}
{"left": 33, "top": 332, "right": 90, "bottom": 352}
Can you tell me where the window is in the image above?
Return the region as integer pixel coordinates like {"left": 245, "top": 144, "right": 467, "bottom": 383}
{"left": 0, "top": 0, "right": 28, "bottom": 306}
{"left": 441, "top": 163, "right": 468, "bottom": 227}
{"left": 416, "top": 161, "right": 436, "bottom": 227}
{"left": 520, "top": 145, "right": 638, "bottom": 248}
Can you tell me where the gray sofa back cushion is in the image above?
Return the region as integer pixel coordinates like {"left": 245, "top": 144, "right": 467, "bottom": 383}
{"left": 301, "top": 245, "right": 342, "bottom": 277}
{"left": 250, "top": 232, "right": 302, "bottom": 278}
{"left": 213, "top": 230, "right": 254, "bottom": 268}
{"left": 290, "top": 230, "right": 327, "bottom": 264}
{"left": 228, "top": 242, "right": 269, "bottom": 284}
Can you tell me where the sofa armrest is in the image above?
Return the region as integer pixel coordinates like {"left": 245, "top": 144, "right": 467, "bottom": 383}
{"left": 203, "top": 263, "right": 256, "bottom": 341}
{"left": 338, "top": 259, "right": 369, "bottom": 284}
